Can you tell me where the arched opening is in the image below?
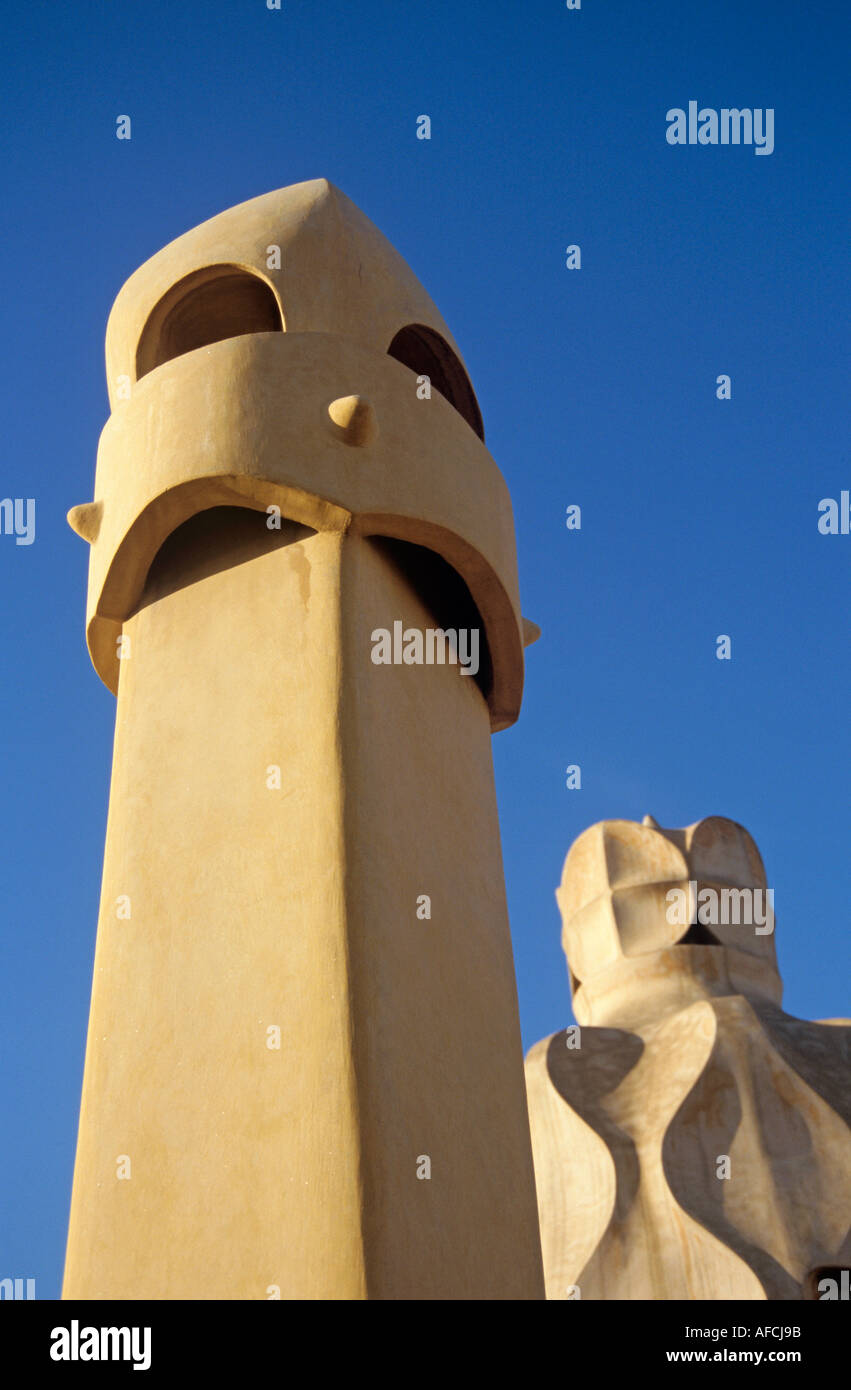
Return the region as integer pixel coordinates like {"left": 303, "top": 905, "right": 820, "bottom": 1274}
{"left": 136, "top": 266, "right": 283, "bottom": 380}
{"left": 136, "top": 507, "right": 315, "bottom": 610}
{"left": 368, "top": 535, "right": 492, "bottom": 700}
{"left": 387, "top": 324, "right": 484, "bottom": 440}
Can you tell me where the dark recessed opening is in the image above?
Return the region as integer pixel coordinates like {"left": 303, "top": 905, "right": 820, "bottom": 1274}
{"left": 806, "top": 1267, "right": 848, "bottom": 1299}
{"left": 387, "top": 323, "right": 484, "bottom": 440}
{"left": 679, "top": 920, "right": 722, "bottom": 946}
{"left": 136, "top": 267, "right": 283, "bottom": 379}
{"left": 136, "top": 506, "right": 314, "bottom": 610}
{"left": 369, "top": 535, "right": 492, "bottom": 700}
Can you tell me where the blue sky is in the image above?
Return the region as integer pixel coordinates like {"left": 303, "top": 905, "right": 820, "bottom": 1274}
{"left": 0, "top": 0, "right": 848, "bottom": 1296}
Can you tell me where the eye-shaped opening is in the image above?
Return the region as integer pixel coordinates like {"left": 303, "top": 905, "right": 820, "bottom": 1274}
{"left": 136, "top": 265, "right": 283, "bottom": 380}
{"left": 387, "top": 324, "right": 484, "bottom": 441}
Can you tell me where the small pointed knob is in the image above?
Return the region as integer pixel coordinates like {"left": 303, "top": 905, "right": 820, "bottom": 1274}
{"left": 67, "top": 501, "right": 103, "bottom": 543}
{"left": 522, "top": 618, "right": 541, "bottom": 648}
{"left": 327, "top": 395, "right": 377, "bottom": 447}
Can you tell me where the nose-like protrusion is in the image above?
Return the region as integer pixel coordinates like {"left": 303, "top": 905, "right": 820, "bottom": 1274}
{"left": 327, "top": 394, "right": 378, "bottom": 447}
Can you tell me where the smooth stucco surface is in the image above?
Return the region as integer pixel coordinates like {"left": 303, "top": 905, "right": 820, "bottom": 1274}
{"left": 526, "top": 815, "right": 851, "bottom": 1300}
{"left": 64, "top": 180, "right": 544, "bottom": 1299}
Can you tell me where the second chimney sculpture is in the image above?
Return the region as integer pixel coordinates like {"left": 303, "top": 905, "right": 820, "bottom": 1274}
{"left": 526, "top": 814, "right": 851, "bottom": 1300}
